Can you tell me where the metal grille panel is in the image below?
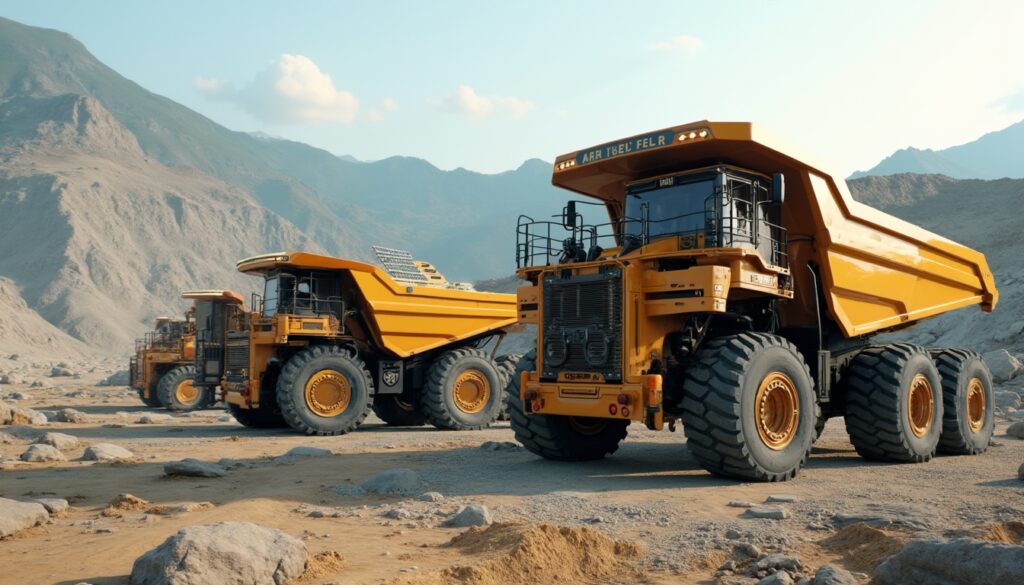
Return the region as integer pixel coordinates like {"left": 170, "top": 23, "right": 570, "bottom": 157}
{"left": 541, "top": 270, "right": 623, "bottom": 380}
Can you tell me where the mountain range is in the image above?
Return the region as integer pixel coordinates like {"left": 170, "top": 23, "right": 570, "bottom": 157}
{"left": 851, "top": 118, "right": 1024, "bottom": 179}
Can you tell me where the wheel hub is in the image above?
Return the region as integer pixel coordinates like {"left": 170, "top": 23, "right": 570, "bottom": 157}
{"left": 175, "top": 379, "right": 199, "bottom": 404}
{"left": 966, "top": 377, "right": 985, "bottom": 433}
{"left": 755, "top": 372, "right": 800, "bottom": 450}
{"left": 907, "top": 373, "right": 934, "bottom": 438}
{"left": 453, "top": 369, "right": 490, "bottom": 414}
{"left": 304, "top": 369, "right": 351, "bottom": 417}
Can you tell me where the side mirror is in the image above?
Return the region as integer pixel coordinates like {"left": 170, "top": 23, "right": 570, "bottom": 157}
{"left": 563, "top": 201, "right": 577, "bottom": 228}
{"left": 772, "top": 173, "right": 786, "bottom": 205}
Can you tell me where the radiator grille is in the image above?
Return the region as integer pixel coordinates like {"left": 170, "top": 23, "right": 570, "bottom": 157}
{"left": 541, "top": 269, "right": 623, "bottom": 380}
{"left": 225, "top": 338, "right": 249, "bottom": 373}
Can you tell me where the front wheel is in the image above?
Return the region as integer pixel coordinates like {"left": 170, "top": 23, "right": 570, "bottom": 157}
{"left": 157, "top": 365, "right": 211, "bottom": 412}
{"left": 681, "top": 333, "right": 816, "bottom": 482}
{"left": 509, "top": 350, "right": 628, "bottom": 461}
{"left": 276, "top": 345, "right": 373, "bottom": 436}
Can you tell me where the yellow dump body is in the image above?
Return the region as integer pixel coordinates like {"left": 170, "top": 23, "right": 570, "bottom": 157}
{"left": 550, "top": 121, "right": 997, "bottom": 338}
{"left": 236, "top": 251, "right": 517, "bottom": 357}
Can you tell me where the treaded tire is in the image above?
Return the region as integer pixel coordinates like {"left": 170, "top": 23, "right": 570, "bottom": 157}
{"left": 681, "top": 333, "right": 816, "bottom": 482}
{"left": 509, "top": 350, "right": 628, "bottom": 461}
{"left": 372, "top": 394, "right": 428, "bottom": 427}
{"left": 157, "top": 365, "right": 211, "bottom": 412}
{"left": 227, "top": 402, "right": 288, "bottom": 428}
{"left": 139, "top": 382, "right": 164, "bottom": 408}
{"left": 495, "top": 354, "right": 523, "bottom": 421}
{"left": 844, "top": 343, "right": 942, "bottom": 463}
{"left": 932, "top": 349, "right": 994, "bottom": 455}
{"left": 813, "top": 416, "right": 827, "bottom": 443}
{"left": 276, "top": 345, "right": 373, "bottom": 436}
{"left": 422, "top": 348, "right": 504, "bottom": 430}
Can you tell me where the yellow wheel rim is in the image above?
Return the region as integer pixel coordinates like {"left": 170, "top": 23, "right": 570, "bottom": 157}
{"left": 568, "top": 416, "right": 608, "bottom": 436}
{"left": 966, "top": 377, "right": 986, "bottom": 433}
{"left": 755, "top": 372, "right": 800, "bottom": 451}
{"left": 175, "top": 379, "right": 199, "bottom": 404}
{"left": 304, "top": 369, "right": 351, "bottom": 417}
{"left": 908, "top": 373, "right": 934, "bottom": 438}
{"left": 452, "top": 369, "right": 490, "bottom": 414}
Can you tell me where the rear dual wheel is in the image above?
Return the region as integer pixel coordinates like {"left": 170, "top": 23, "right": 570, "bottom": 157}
{"left": 276, "top": 345, "right": 373, "bottom": 436}
{"left": 932, "top": 349, "right": 994, "bottom": 455}
{"left": 421, "top": 348, "right": 504, "bottom": 430}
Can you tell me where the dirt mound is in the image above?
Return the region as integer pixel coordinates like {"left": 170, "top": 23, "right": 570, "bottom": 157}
{"left": 100, "top": 493, "right": 149, "bottom": 516}
{"left": 298, "top": 550, "right": 346, "bottom": 581}
{"left": 820, "top": 523, "right": 909, "bottom": 573}
{"left": 978, "top": 521, "right": 1024, "bottom": 545}
{"left": 394, "top": 523, "right": 644, "bottom": 585}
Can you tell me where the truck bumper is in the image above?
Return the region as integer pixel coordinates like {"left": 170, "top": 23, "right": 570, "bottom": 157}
{"left": 520, "top": 372, "right": 663, "bottom": 429}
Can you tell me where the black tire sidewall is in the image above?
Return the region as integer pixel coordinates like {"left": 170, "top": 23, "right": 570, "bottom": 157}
{"left": 953, "top": 356, "right": 994, "bottom": 450}
{"left": 899, "top": 352, "right": 943, "bottom": 456}
{"left": 740, "top": 345, "right": 816, "bottom": 475}
{"left": 439, "top": 355, "right": 503, "bottom": 427}
{"left": 281, "top": 352, "right": 370, "bottom": 433}
{"left": 159, "top": 366, "right": 200, "bottom": 410}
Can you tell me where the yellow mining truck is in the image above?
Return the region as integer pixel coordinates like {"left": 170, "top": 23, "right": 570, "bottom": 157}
{"left": 183, "top": 289, "right": 247, "bottom": 403}
{"left": 129, "top": 312, "right": 197, "bottom": 409}
{"left": 201, "top": 249, "right": 518, "bottom": 435}
{"left": 510, "top": 121, "right": 998, "bottom": 481}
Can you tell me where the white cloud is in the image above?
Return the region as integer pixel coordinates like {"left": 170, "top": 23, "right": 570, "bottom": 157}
{"left": 381, "top": 97, "right": 399, "bottom": 112}
{"left": 197, "top": 54, "right": 358, "bottom": 124}
{"left": 648, "top": 35, "right": 705, "bottom": 56}
{"left": 437, "top": 85, "right": 535, "bottom": 120}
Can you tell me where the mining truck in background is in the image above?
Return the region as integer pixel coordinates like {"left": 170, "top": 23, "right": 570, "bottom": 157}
{"left": 183, "top": 289, "right": 248, "bottom": 408}
{"left": 509, "top": 121, "right": 998, "bottom": 481}
{"left": 195, "top": 247, "right": 520, "bottom": 435}
{"left": 129, "top": 311, "right": 201, "bottom": 410}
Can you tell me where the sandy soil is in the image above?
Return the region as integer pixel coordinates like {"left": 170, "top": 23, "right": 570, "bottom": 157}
{"left": 2, "top": 372, "right": 1023, "bottom": 585}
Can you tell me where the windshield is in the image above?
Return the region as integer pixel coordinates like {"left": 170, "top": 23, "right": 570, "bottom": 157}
{"left": 624, "top": 178, "right": 714, "bottom": 240}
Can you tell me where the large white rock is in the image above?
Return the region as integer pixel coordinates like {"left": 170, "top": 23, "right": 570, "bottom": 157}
{"left": 20, "top": 444, "right": 67, "bottom": 462}
{"left": 0, "top": 498, "right": 49, "bottom": 537}
{"left": 129, "top": 522, "right": 307, "bottom": 585}
{"left": 37, "top": 432, "right": 80, "bottom": 451}
{"left": 273, "top": 446, "right": 333, "bottom": 463}
{"left": 360, "top": 468, "right": 421, "bottom": 495}
{"left": 983, "top": 349, "right": 1023, "bottom": 383}
{"left": 82, "top": 443, "right": 135, "bottom": 462}
{"left": 9, "top": 406, "right": 47, "bottom": 426}
{"left": 874, "top": 538, "right": 1024, "bottom": 584}
{"left": 164, "top": 459, "right": 227, "bottom": 478}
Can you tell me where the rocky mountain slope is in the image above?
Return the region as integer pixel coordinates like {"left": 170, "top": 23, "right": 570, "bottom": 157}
{"left": 851, "top": 119, "right": 1024, "bottom": 179}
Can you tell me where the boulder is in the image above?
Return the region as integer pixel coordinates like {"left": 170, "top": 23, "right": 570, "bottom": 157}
{"left": 995, "top": 390, "right": 1022, "bottom": 410}
{"left": 0, "top": 498, "right": 49, "bottom": 537}
{"left": 164, "top": 459, "right": 227, "bottom": 478}
{"left": 874, "top": 538, "right": 1024, "bottom": 584}
{"left": 444, "top": 504, "right": 492, "bottom": 527}
{"left": 10, "top": 406, "right": 47, "bottom": 425}
{"left": 756, "top": 573, "right": 793, "bottom": 585}
{"left": 129, "top": 521, "right": 307, "bottom": 585}
{"left": 4, "top": 424, "right": 44, "bottom": 440}
{"left": 1007, "top": 422, "right": 1024, "bottom": 439}
{"left": 35, "top": 498, "right": 69, "bottom": 515}
{"left": 812, "top": 565, "right": 858, "bottom": 585}
{"left": 418, "top": 491, "right": 445, "bottom": 503}
{"left": 99, "top": 370, "right": 130, "bottom": 386}
{"left": 745, "top": 506, "right": 791, "bottom": 520}
{"left": 50, "top": 367, "right": 75, "bottom": 377}
{"left": 755, "top": 553, "right": 803, "bottom": 573}
{"left": 983, "top": 350, "right": 1022, "bottom": 383}
{"left": 82, "top": 443, "right": 135, "bottom": 462}
{"left": 359, "top": 468, "right": 421, "bottom": 495}
{"left": 0, "top": 431, "right": 13, "bottom": 443}
{"left": 137, "top": 414, "right": 173, "bottom": 424}
{"left": 56, "top": 408, "right": 88, "bottom": 423}
{"left": 20, "top": 444, "right": 67, "bottom": 462}
{"left": 37, "top": 432, "right": 80, "bottom": 451}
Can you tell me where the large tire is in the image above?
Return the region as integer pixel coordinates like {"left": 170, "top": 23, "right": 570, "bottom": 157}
{"left": 157, "top": 365, "right": 211, "bottom": 412}
{"left": 495, "top": 354, "right": 523, "bottom": 421}
{"left": 422, "top": 348, "right": 504, "bottom": 430}
{"left": 227, "top": 402, "right": 288, "bottom": 429}
{"left": 276, "top": 345, "right": 373, "bottom": 436}
{"left": 932, "top": 349, "right": 994, "bottom": 455}
{"left": 138, "top": 383, "right": 164, "bottom": 408}
{"left": 844, "top": 344, "right": 943, "bottom": 462}
{"left": 372, "top": 394, "right": 428, "bottom": 426}
{"left": 509, "top": 350, "right": 629, "bottom": 461}
{"left": 681, "top": 333, "right": 816, "bottom": 481}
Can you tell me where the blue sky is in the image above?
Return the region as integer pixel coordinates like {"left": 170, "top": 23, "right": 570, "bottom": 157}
{"left": 3, "top": 1, "right": 1023, "bottom": 174}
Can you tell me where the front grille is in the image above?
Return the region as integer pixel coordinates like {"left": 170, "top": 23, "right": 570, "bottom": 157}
{"left": 541, "top": 269, "right": 623, "bottom": 380}
{"left": 225, "top": 335, "right": 249, "bottom": 375}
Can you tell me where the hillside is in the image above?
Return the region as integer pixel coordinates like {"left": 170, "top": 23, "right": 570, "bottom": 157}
{"left": 847, "top": 173, "right": 1022, "bottom": 354}
{"left": 852, "top": 119, "right": 1024, "bottom": 179}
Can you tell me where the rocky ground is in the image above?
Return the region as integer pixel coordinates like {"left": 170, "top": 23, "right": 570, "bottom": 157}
{"left": 1, "top": 356, "right": 1023, "bottom": 585}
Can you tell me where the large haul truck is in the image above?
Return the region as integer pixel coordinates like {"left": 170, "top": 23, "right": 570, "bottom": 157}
{"left": 510, "top": 121, "right": 998, "bottom": 481}
{"left": 184, "top": 289, "right": 247, "bottom": 406}
{"left": 199, "top": 249, "right": 519, "bottom": 435}
{"left": 129, "top": 313, "right": 197, "bottom": 410}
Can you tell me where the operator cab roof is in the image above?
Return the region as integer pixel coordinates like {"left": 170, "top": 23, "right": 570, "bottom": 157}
{"left": 181, "top": 290, "right": 245, "bottom": 304}
{"left": 235, "top": 251, "right": 380, "bottom": 275}
{"left": 551, "top": 121, "right": 838, "bottom": 203}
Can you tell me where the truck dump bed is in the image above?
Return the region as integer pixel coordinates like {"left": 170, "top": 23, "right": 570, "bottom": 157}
{"left": 237, "top": 251, "right": 517, "bottom": 357}
{"left": 549, "top": 121, "right": 997, "bottom": 338}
